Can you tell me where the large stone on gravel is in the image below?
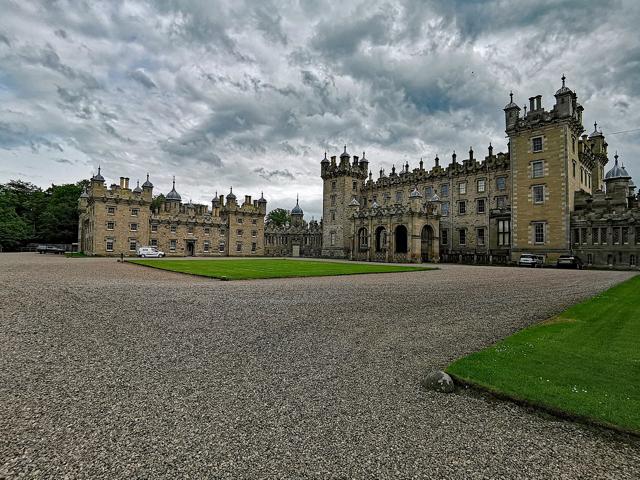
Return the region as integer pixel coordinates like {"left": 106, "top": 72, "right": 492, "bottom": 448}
{"left": 422, "top": 370, "right": 455, "bottom": 393}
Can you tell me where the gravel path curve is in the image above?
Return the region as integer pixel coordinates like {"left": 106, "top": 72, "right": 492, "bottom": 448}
{"left": 1, "top": 254, "right": 639, "bottom": 479}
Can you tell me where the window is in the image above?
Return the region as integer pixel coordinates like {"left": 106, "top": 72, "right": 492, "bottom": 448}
{"left": 395, "top": 191, "right": 403, "bottom": 203}
{"left": 425, "top": 186, "right": 433, "bottom": 197}
{"left": 237, "top": 218, "right": 243, "bottom": 224}
{"left": 331, "top": 195, "right": 336, "bottom": 206}
{"left": 613, "top": 227, "right": 620, "bottom": 244}
{"left": 219, "top": 242, "right": 225, "bottom": 252}
{"left": 331, "top": 211, "right": 336, "bottom": 221}
{"left": 252, "top": 230, "right": 257, "bottom": 238}
{"left": 459, "top": 182, "right": 467, "bottom": 194}
{"left": 498, "top": 220, "right": 510, "bottom": 246}
{"left": 581, "top": 228, "right": 587, "bottom": 245}
{"left": 107, "top": 206, "right": 115, "bottom": 215}
{"left": 331, "top": 181, "right": 336, "bottom": 191}
{"left": 150, "top": 239, "right": 158, "bottom": 247}
{"left": 572, "top": 228, "right": 579, "bottom": 245}
{"left": 236, "top": 242, "right": 242, "bottom": 252}
{"left": 252, "top": 242, "right": 257, "bottom": 252}
{"left": 496, "top": 196, "right": 506, "bottom": 208}
{"left": 170, "top": 225, "right": 177, "bottom": 233}
{"left": 358, "top": 228, "right": 368, "bottom": 248}
{"left": 477, "top": 228, "right": 486, "bottom": 246}
{"left": 151, "top": 224, "right": 158, "bottom": 233}
{"left": 441, "top": 184, "right": 449, "bottom": 196}
{"left": 188, "top": 225, "right": 194, "bottom": 234}
{"left": 131, "top": 208, "right": 139, "bottom": 216}
{"left": 458, "top": 201, "right": 466, "bottom": 215}
{"left": 130, "top": 223, "right": 138, "bottom": 231}
{"left": 496, "top": 177, "right": 506, "bottom": 191}
{"left": 252, "top": 219, "right": 257, "bottom": 225}
{"left": 330, "top": 232, "right": 336, "bottom": 246}
{"left": 107, "top": 221, "right": 114, "bottom": 230}
{"left": 602, "top": 227, "right": 608, "bottom": 245}
{"left": 636, "top": 227, "right": 640, "bottom": 244}
{"left": 592, "top": 227, "right": 599, "bottom": 244}
{"left": 572, "top": 136, "right": 576, "bottom": 153}
{"left": 170, "top": 239, "right": 176, "bottom": 251}
{"left": 532, "top": 137, "right": 543, "bottom": 152}
{"left": 441, "top": 202, "right": 449, "bottom": 216}
{"left": 129, "top": 241, "right": 137, "bottom": 251}
{"left": 532, "top": 161, "right": 544, "bottom": 178}
{"left": 477, "top": 179, "right": 486, "bottom": 193}
{"left": 573, "top": 161, "right": 577, "bottom": 178}
{"left": 534, "top": 222, "right": 545, "bottom": 244}
{"left": 631, "top": 255, "right": 637, "bottom": 267}
{"left": 533, "top": 185, "right": 544, "bottom": 204}
{"left": 203, "top": 241, "right": 210, "bottom": 252}
{"left": 106, "top": 240, "right": 114, "bottom": 252}
{"left": 237, "top": 229, "right": 243, "bottom": 237}
{"left": 441, "top": 228, "right": 448, "bottom": 245}
{"left": 353, "top": 181, "right": 357, "bottom": 190}
{"left": 477, "top": 199, "right": 486, "bottom": 214}
{"left": 580, "top": 167, "right": 584, "bottom": 184}
{"left": 622, "top": 227, "right": 629, "bottom": 244}
{"left": 587, "top": 253, "right": 593, "bottom": 265}
{"left": 204, "top": 227, "right": 210, "bottom": 235}
{"left": 459, "top": 229, "right": 466, "bottom": 246}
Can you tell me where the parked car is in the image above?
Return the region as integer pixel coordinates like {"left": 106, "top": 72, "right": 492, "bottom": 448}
{"left": 36, "top": 244, "right": 66, "bottom": 254}
{"left": 557, "top": 254, "right": 584, "bottom": 269}
{"left": 518, "top": 253, "right": 544, "bottom": 268}
{"left": 137, "top": 246, "right": 165, "bottom": 258}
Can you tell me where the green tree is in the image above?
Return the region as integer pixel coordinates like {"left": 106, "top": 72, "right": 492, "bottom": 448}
{"left": 37, "top": 183, "right": 84, "bottom": 244}
{"left": 266, "top": 208, "right": 291, "bottom": 227}
{"left": 151, "top": 193, "right": 165, "bottom": 212}
{"left": 0, "top": 189, "right": 30, "bottom": 250}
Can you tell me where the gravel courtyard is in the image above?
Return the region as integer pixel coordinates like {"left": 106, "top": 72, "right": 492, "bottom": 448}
{"left": 1, "top": 254, "right": 639, "bottom": 479}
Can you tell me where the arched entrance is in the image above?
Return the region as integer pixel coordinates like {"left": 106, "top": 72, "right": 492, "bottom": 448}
{"left": 375, "top": 226, "right": 387, "bottom": 252}
{"left": 395, "top": 225, "right": 408, "bottom": 254}
{"left": 421, "top": 225, "right": 434, "bottom": 262}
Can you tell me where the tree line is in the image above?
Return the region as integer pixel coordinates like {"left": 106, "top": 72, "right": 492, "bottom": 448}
{"left": 0, "top": 179, "right": 89, "bottom": 251}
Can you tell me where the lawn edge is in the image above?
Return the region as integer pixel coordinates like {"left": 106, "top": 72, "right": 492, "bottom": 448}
{"left": 446, "top": 371, "right": 640, "bottom": 438}
{"left": 126, "top": 259, "right": 437, "bottom": 280}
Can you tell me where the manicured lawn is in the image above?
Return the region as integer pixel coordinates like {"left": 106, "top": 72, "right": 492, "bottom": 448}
{"left": 128, "top": 258, "right": 433, "bottom": 280}
{"left": 447, "top": 275, "right": 640, "bottom": 434}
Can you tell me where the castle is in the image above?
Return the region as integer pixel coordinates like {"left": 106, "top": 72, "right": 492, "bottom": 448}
{"left": 78, "top": 77, "right": 639, "bottom": 269}
{"left": 78, "top": 173, "right": 266, "bottom": 257}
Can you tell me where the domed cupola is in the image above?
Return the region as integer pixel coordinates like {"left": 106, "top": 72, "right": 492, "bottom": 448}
{"left": 555, "top": 74, "right": 573, "bottom": 96}
{"left": 142, "top": 173, "right": 153, "bottom": 188}
{"left": 226, "top": 187, "right": 236, "bottom": 202}
{"left": 257, "top": 191, "right": 267, "bottom": 204}
{"left": 321, "top": 152, "right": 329, "bottom": 165}
{"left": 605, "top": 153, "right": 631, "bottom": 180}
{"left": 80, "top": 188, "right": 89, "bottom": 199}
{"left": 340, "top": 145, "right": 350, "bottom": 160}
{"left": 166, "top": 176, "right": 182, "bottom": 201}
{"left": 589, "top": 121, "right": 604, "bottom": 138}
{"left": 91, "top": 165, "right": 105, "bottom": 182}
{"left": 504, "top": 91, "right": 519, "bottom": 110}
{"left": 291, "top": 195, "right": 303, "bottom": 215}
{"left": 133, "top": 180, "right": 143, "bottom": 194}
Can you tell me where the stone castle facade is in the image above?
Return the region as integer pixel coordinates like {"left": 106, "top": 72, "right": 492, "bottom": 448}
{"left": 78, "top": 172, "right": 266, "bottom": 257}
{"left": 321, "top": 77, "right": 639, "bottom": 269}
{"left": 78, "top": 77, "right": 639, "bottom": 269}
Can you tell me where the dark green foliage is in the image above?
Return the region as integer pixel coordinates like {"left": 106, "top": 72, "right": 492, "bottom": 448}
{"left": 0, "top": 179, "right": 87, "bottom": 250}
{"left": 266, "top": 208, "right": 291, "bottom": 227}
{"left": 151, "top": 194, "right": 165, "bottom": 212}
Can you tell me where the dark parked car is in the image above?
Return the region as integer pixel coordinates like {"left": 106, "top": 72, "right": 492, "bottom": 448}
{"left": 557, "top": 255, "right": 584, "bottom": 269}
{"left": 36, "top": 244, "right": 66, "bottom": 254}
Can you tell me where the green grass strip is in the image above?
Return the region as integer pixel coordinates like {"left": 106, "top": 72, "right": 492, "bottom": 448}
{"left": 447, "top": 275, "right": 640, "bottom": 434}
{"left": 128, "top": 258, "right": 434, "bottom": 280}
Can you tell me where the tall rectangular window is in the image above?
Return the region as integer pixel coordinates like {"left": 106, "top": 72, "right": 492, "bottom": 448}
{"left": 441, "top": 229, "right": 448, "bottom": 245}
{"left": 170, "top": 225, "right": 177, "bottom": 233}
{"left": 573, "top": 161, "right": 577, "bottom": 178}
{"left": 251, "top": 242, "right": 257, "bottom": 252}
{"left": 498, "top": 220, "right": 510, "bottom": 246}
{"left": 496, "top": 177, "right": 506, "bottom": 191}
{"left": 477, "top": 179, "right": 486, "bottom": 193}
{"left": 150, "top": 239, "right": 158, "bottom": 247}
{"left": 622, "top": 227, "right": 629, "bottom": 244}
{"left": 151, "top": 224, "right": 158, "bottom": 232}
{"left": 130, "top": 223, "right": 138, "bottom": 231}
{"left": 129, "top": 241, "right": 137, "bottom": 251}
{"left": 496, "top": 196, "right": 506, "bottom": 208}
{"left": 106, "top": 240, "right": 114, "bottom": 252}
{"left": 441, "top": 184, "right": 449, "bottom": 196}
{"left": 533, "top": 185, "right": 544, "bottom": 204}
{"left": 203, "top": 241, "right": 210, "bottom": 252}
{"left": 170, "top": 240, "right": 176, "bottom": 251}
{"left": 107, "top": 221, "right": 114, "bottom": 230}
{"left": 476, "top": 198, "right": 486, "bottom": 214}
{"left": 395, "top": 191, "right": 403, "bottom": 203}
{"left": 236, "top": 242, "right": 242, "bottom": 252}
{"left": 477, "top": 228, "right": 486, "bottom": 246}
{"left": 459, "top": 229, "right": 466, "bottom": 246}
{"left": 458, "top": 201, "right": 466, "bottom": 215}
{"left": 459, "top": 182, "right": 467, "bottom": 194}
{"left": 107, "top": 206, "right": 115, "bottom": 215}
{"left": 532, "top": 137, "right": 543, "bottom": 152}
{"left": 219, "top": 242, "right": 225, "bottom": 252}
{"left": 131, "top": 208, "right": 139, "bottom": 216}
{"left": 330, "top": 232, "right": 336, "bottom": 246}
{"left": 425, "top": 186, "right": 433, "bottom": 197}
{"left": 532, "top": 161, "right": 544, "bottom": 178}
{"left": 534, "top": 222, "right": 545, "bottom": 244}
{"left": 592, "top": 227, "right": 599, "bottom": 244}
{"left": 441, "top": 202, "right": 449, "bottom": 216}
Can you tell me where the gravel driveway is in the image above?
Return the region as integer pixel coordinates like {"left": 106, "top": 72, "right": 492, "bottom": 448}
{"left": 1, "top": 254, "right": 638, "bottom": 479}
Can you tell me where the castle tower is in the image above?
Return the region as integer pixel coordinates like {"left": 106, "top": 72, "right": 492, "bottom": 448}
{"left": 506, "top": 76, "right": 590, "bottom": 262}
{"left": 321, "top": 146, "right": 368, "bottom": 257}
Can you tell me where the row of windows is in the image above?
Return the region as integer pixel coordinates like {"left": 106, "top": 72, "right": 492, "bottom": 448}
{"left": 572, "top": 227, "right": 640, "bottom": 246}
{"left": 440, "top": 221, "right": 511, "bottom": 247}
{"left": 106, "top": 239, "right": 257, "bottom": 253}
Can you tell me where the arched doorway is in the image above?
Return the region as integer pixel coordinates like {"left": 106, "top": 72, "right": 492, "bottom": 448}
{"left": 395, "top": 225, "right": 408, "bottom": 254}
{"left": 421, "top": 225, "right": 434, "bottom": 262}
{"left": 375, "top": 226, "right": 387, "bottom": 252}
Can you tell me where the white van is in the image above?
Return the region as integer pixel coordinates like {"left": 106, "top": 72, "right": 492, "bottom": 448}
{"left": 137, "top": 246, "right": 165, "bottom": 258}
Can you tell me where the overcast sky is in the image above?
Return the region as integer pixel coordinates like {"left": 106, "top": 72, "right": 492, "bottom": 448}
{"left": 1, "top": 0, "right": 639, "bottom": 220}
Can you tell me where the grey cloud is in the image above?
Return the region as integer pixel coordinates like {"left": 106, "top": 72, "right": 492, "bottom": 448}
{"left": 0, "top": 32, "right": 10, "bottom": 46}
{"left": 253, "top": 167, "right": 295, "bottom": 181}
{"left": 54, "top": 29, "right": 67, "bottom": 39}
{"left": 55, "top": 158, "right": 74, "bottom": 165}
{"left": 129, "top": 69, "right": 157, "bottom": 89}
